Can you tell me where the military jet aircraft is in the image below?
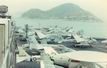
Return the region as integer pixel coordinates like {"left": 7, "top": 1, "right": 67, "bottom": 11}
{"left": 50, "top": 50, "right": 107, "bottom": 68}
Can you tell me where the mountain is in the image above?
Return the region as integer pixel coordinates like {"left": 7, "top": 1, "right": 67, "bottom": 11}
{"left": 22, "top": 3, "right": 103, "bottom": 22}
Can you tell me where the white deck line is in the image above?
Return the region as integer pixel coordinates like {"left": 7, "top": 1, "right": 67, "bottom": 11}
{"left": 40, "top": 60, "right": 45, "bottom": 68}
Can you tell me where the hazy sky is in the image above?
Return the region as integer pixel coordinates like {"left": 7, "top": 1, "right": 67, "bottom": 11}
{"left": 0, "top": 0, "right": 107, "bottom": 22}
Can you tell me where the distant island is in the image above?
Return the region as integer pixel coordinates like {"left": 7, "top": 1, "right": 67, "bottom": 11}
{"left": 22, "top": 3, "right": 103, "bottom": 22}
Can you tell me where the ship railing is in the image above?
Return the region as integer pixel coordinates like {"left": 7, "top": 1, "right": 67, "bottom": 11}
{"left": 1, "top": 26, "right": 16, "bottom": 68}
{"left": 1, "top": 49, "right": 9, "bottom": 68}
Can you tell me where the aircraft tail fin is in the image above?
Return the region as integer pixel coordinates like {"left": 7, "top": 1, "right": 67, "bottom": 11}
{"left": 72, "top": 33, "right": 85, "bottom": 43}
{"left": 35, "top": 30, "right": 47, "bottom": 39}
{"left": 43, "top": 47, "right": 58, "bottom": 56}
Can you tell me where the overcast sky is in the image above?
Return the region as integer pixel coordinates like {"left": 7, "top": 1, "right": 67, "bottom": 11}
{"left": 0, "top": 0, "right": 107, "bottom": 22}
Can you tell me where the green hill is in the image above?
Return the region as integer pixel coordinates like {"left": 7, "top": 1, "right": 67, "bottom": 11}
{"left": 22, "top": 3, "right": 103, "bottom": 22}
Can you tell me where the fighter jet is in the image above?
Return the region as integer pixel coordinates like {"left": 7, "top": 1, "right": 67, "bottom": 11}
{"left": 50, "top": 50, "right": 107, "bottom": 68}
{"left": 16, "top": 46, "right": 41, "bottom": 63}
{"left": 72, "top": 33, "right": 97, "bottom": 47}
{"left": 101, "top": 40, "right": 107, "bottom": 45}
{"left": 35, "top": 30, "right": 63, "bottom": 44}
